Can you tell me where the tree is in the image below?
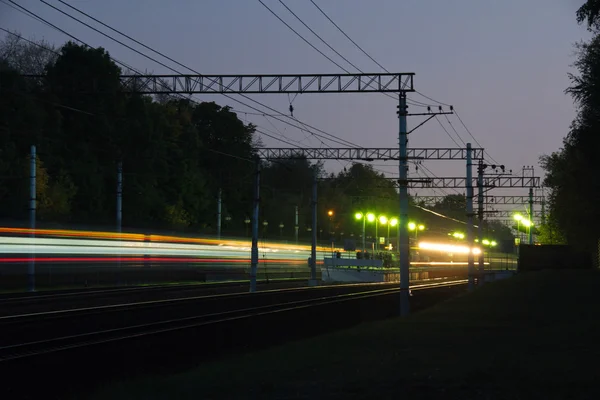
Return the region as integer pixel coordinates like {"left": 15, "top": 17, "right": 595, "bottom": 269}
{"left": 429, "top": 194, "right": 467, "bottom": 221}
{"left": 577, "top": 0, "right": 600, "bottom": 31}
{"left": 541, "top": 3, "right": 600, "bottom": 252}
{"left": 0, "top": 31, "right": 58, "bottom": 75}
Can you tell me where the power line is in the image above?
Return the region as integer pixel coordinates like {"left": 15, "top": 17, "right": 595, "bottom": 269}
{"left": 305, "top": 0, "right": 494, "bottom": 161}
{"left": 443, "top": 114, "right": 466, "bottom": 146}
{"left": 43, "top": 0, "right": 360, "bottom": 149}
{"left": 278, "top": 0, "right": 364, "bottom": 73}
{"left": 453, "top": 109, "right": 499, "bottom": 165}
{"left": 306, "top": 0, "right": 434, "bottom": 109}
{"left": 255, "top": 128, "right": 301, "bottom": 148}
{"left": 206, "top": 148, "right": 254, "bottom": 163}
{"left": 309, "top": 0, "right": 388, "bottom": 73}
{"left": 415, "top": 90, "right": 452, "bottom": 107}
{"left": 1, "top": 0, "right": 58, "bottom": 30}
{"left": 0, "top": 27, "right": 59, "bottom": 55}
{"left": 6, "top": 0, "right": 138, "bottom": 73}
{"left": 259, "top": 0, "right": 418, "bottom": 106}
{"left": 7, "top": 1, "right": 272, "bottom": 164}
{"left": 434, "top": 115, "right": 461, "bottom": 148}
{"left": 27, "top": 0, "right": 359, "bottom": 147}
{"left": 257, "top": 0, "right": 348, "bottom": 72}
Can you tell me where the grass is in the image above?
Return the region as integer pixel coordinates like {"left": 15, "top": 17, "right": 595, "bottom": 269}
{"left": 90, "top": 270, "right": 600, "bottom": 399}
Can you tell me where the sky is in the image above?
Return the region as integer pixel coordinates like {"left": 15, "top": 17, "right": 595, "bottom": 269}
{"left": 0, "top": 0, "right": 591, "bottom": 218}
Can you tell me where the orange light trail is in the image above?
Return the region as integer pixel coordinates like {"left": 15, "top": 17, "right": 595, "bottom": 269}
{"left": 0, "top": 227, "right": 336, "bottom": 252}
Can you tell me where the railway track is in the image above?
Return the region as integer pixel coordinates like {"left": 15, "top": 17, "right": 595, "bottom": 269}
{"left": 0, "top": 277, "right": 314, "bottom": 316}
{"left": 0, "top": 280, "right": 466, "bottom": 362}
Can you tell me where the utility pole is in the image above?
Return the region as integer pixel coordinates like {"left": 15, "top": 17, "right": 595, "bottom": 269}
{"left": 294, "top": 205, "right": 299, "bottom": 244}
{"left": 477, "top": 160, "right": 485, "bottom": 286}
{"left": 116, "top": 161, "right": 123, "bottom": 278}
{"left": 528, "top": 187, "right": 534, "bottom": 245}
{"left": 28, "top": 145, "right": 36, "bottom": 292}
{"left": 466, "top": 143, "right": 475, "bottom": 291}
{"left": 116, "top": 161, "right": 123, "bottom": 234}
{"left": 309, "top": 173, "right": 318, "bottom": 286}
{"left": 250, "top": 163, "right": 260, "bottom": 293}
{"left": 398, "top": 92, "right": 410, "bottom": 316}
{"left": 217, "top": 188, "right": 222, "bottom": 239}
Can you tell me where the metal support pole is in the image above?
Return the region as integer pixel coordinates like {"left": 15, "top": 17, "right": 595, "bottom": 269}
{"left": 294, "top": 205, "right": 299, "bottom": 244}
{"left": 117, "top": 161, "right": 123, "bottom": 234}
{"left": 116, "top": 161, "right": 123, "bottom": 280}
{"left": 217, "top": 188, "right": 222, "bottom": 239}
{"left": 528, "top": 187, "right": 534, "bottom": 245}
{"left": 398, "top": 93, "right": 410, "bottom": 316}
{"left": 250, "top": 163, "right": 260, "bottom": 292}
{"left": 362, "top": 217, "right": 366, "bottom": 253}
{"left": 28, "top": 145, "right": 36, "bottom": 292}
{"left": 466, "top": 143, "right": 475, "bottom": 291}
{"left": 310, "top": 172, "right": 318, "bottom": 286}
{"left": 477, "top": 160, "right": 484, "bottom": 286}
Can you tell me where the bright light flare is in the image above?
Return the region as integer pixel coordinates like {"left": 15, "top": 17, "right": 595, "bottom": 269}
{"left": 418, "top": 241, "right": 481, "bottom": 255}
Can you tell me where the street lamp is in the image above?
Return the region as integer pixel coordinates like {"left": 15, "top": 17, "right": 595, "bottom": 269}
{"left": 450, "top": 231, "right": 465, "bottom": 240}
{"left": 279, "top": 222, "right": 284, "bottom": 238}
{"left": 522, "top": 219, "right": 533, "bottom": 244}
{"left": 385, "top": 217, "right": 398, "bottom": 250}
{"left": 327, "top": 210, "right": 334, "bottom": 241}
{"left": 262, "top": 220, "right": 268, "bottom": 236}
{"left": 355, "top": 212, "right": 375, "bottom": 253}
{"left": 408, "top": 222, "right": 425, "bottom": 242}
{"left": 514, "top": 213, "right": 523, "bottom": 242}
{"left": 376, "top": 215, "right": 388, "bottom": 251}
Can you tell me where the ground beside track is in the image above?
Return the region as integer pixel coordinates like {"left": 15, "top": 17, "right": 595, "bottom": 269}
{"left": 92, "top": 270, "right": 600, "bottom": 400}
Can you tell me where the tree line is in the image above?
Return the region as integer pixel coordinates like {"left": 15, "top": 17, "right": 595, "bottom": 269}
{"left": 538, "top": 1, "right": 600, "bottom": 251}
{"left": 1, "top": 34, "right": 512, "bottom": 243}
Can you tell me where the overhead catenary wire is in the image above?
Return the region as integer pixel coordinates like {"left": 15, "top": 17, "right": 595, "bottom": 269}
{"left": 443, "top": 114, "right": 467, "bottom": 146}
{"left": 453, "top": 109, "right": 499, "bottom": 165}
{"left": 2, "top": 5, "right": 265, "bottom": 164}
{"left": 277, "top": 0, "right": 364, "bottom": 73}
{"left": 262, "top": 0, "right": 432, "bottom": 108}
{"left": 434, "top": 115, "right": 462, "bottom": 148}
{"left": 36, "top": 0, "right": 361, "bottom": 149}
{"left": 309, "top": 0, "right": 387, "bottom": 73}
{"left": 309, "top": 0, "right": 500, "bottom": 160}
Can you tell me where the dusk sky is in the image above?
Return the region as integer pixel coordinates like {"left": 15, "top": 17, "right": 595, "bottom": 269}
{"left": 1, "top": 0, "right": 590, "bottom": 212}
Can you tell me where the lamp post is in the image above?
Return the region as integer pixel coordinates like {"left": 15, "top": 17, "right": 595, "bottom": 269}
{"left": 377, "top": 215, "right": 388, "bottom": 251}
{"left": 327, "top": 210, "right": 334, "bottom": 243}
{"left": 408, "top": 222, "right": 425, "bottom": 243}
{"left": 522, "top": 219, "right": 533, "bottom": 244}
{"left": 355, "top": 212, "right": 375, "bottom": 253}
{"left": 262, "top": 221, "right": 268, "bottom": 236}
{"left": 514, "top": 213, "right": 523, "bottom": 242}
{"left": 388, "top": 218, "right": 398, "bottom": 250}
{"left": 279, "top": 222, "right": 284, "bottom": 239}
